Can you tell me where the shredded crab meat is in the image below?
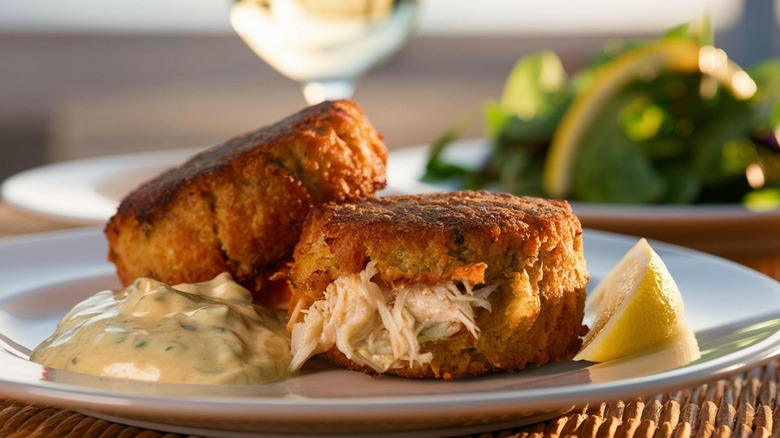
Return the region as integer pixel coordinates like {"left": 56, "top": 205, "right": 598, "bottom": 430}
{"left": 289, "top": 261, "right": 496, "bottom": 373}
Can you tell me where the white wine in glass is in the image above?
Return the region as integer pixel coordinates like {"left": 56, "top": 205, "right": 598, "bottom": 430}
{"left": 231, "top": 0, "right": 419, "bottom": 105}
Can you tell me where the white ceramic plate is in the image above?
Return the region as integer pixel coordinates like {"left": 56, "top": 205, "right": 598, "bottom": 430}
{"left": 1, "top": 228, "right": 780, "bottom": 437}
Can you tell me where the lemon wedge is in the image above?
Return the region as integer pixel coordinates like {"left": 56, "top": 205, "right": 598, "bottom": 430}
{"left": 574, "top": 238, "right": 699, "bottom": 363}
{"left": 542, "top": 38, "right": 756, "bottom": 199}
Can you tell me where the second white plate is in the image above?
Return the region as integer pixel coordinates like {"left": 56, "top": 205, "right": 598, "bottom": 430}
{"left": 4, "top": 139, "right": 780, "bottom": 258}
{"left": 0, "top": 148, "right": 202, "bottom": 224}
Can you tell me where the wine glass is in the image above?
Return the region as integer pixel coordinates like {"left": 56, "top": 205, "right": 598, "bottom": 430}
{"left": 230, "top": 0, "right": 419, "bottom": 105}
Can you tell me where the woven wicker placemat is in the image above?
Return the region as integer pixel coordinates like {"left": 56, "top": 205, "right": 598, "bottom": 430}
{"left": 1, "top": 358, "right": 777, "bottom": 438}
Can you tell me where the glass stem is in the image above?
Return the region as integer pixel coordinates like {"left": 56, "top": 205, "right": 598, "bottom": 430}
{"left": 302, "top": 80, "right": 355, "bottom": 105}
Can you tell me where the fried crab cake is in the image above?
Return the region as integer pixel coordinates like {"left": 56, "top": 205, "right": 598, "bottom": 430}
{"left": 105, "top": 100, "right": 387, "bottom": 308}
{"left": 287, "top": 191, "right": 589, "bottom": 380}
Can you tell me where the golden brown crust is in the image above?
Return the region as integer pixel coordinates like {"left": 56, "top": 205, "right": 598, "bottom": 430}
{"left": 289, "top": 191, "right": 589, "bottom": 378}
{"left": 105, "top": 100, "right": 387, "bottom": 307}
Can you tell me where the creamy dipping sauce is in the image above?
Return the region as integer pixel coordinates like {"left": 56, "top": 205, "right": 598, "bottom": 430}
{"left": 30, "top": 273, "right": 292, "bottom": 385}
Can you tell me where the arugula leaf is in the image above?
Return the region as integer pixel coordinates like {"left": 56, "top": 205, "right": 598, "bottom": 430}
{"left": 662, "top": 15, "right": 711, "bottom": 45}
{"left": 662, "top": 164, "right": 701, "bottom": 204}
{"left": 499, "top": 51, "right": 568, "bottom": 120}
{"left": 746, "top": 61, "right": 780, "bottom": 139}
{"left": 485, "top": 117, "right": 551, "bottom": 196}
{"left": 771, "top": 98, "right": 780, "bottom": 135}
{"left": 663, "top": 23, "right": 691, "bottom": 40}
{"left": 690, "top": 111, "right": 754, "bottom": 186}
{"left": 570, "top": 38, "right": 656, "bottom": 94}
{"left": 424, "top": 50, "right": 571, "bottom": 191}
{"left": 494, "top": 110, "right": 562, "bottom": 145}
{"left": 421, "top": 115, "right": 475, "bottom": 182}
{"left": 751, "top": 61, "right": 780, "bottom": 105}
{"left": 483, "top": 101, "right": 508, "bottom": 139}
{"left": 481, "top": 51, "right": 570, "bottom": 195}
{"left": 572, "top": 94, "right": 666, "bottom": 203}
{"left": 744, "top": 188, "right": 780, "bottom": 211}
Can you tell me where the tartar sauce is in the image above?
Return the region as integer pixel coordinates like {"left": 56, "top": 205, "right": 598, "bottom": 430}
{"left": 30, "top": 273, "right": 292, "bottom": 384}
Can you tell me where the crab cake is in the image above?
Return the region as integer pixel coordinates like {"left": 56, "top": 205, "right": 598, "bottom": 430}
{"left": 105, "top": 100, "right": 386, "bottom": 308}
{"left": 287, "top": 191, "right": 589, "bottom": 380}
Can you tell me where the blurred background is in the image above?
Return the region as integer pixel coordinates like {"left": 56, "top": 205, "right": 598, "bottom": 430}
{"left": 0, "top": 0, "right": 773, "bottom": 182}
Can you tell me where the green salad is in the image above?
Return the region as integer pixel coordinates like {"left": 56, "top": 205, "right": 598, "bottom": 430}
{"left": 423, "top": 22, "right": 780, "bottom": 209}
